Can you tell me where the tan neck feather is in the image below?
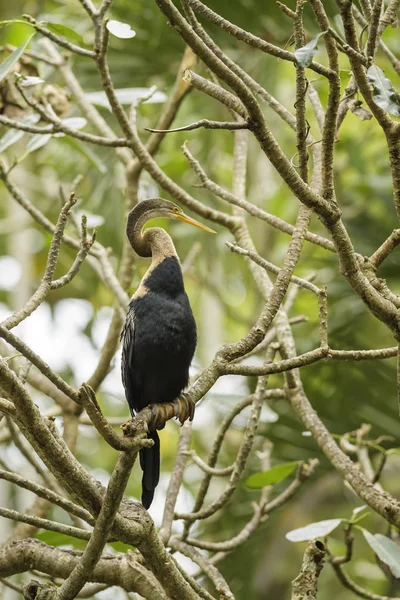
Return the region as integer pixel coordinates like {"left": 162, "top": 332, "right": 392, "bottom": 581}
{"left": 131, "top": 228, "right": 178, "bottom": 300}
{"left": 143, "top": 227, "right": 177, "bottom": 265}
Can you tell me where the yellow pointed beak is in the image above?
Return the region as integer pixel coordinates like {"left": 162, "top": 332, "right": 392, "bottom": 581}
{"left": 176, "top": 212, "right": 216, "bottom": 233}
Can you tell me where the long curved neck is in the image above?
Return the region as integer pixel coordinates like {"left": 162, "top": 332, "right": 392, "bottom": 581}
{"left": 126, "top": 204, "right": 153, "bottom": 257}
{"left": 126, "top": 203, "right": 178, "bottom": 262}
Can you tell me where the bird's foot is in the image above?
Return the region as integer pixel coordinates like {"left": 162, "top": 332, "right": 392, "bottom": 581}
{"left": 147, "top": 394, "right": 195, "bottom": 431}
{"left": 148, "top": 403, "right": 168, "bottom": 431}
{"left": 177, "top": 392, "right": 195, "bottom": 425}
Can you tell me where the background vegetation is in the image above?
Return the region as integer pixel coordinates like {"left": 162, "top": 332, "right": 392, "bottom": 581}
{"left": 0, "top": 1, "right": 399, "bottom": 599}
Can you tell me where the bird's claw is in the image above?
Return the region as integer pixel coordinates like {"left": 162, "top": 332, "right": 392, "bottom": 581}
{"left": 148, "top": 403, "right": 167, "bottom": 431}
{"left": 177, "top": 393, "right": 195, "bottom": 426}
{"left": 147, "top": 395, "right": 195, "bottom": 431}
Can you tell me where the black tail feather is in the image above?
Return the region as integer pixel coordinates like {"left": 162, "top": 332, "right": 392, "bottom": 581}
{"left": 139, "top": 431, "right": 160, "bottom": 509}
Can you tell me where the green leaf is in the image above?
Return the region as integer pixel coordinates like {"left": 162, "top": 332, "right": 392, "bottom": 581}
{"left": 46, "top": 22, "right": 84, "bottom": 45}
{"left": 362, "top": 529, "right": 400, "bottom": 577}
{"left": 18, "top": 75, "right": 44, "bottom": 87}
{"left": 26, "top": 133, "right": 52, "bottom": 154}
{"left": 0, "top": 114, "right": 40, "bottom": 152}
{"left": 53, "top": 117, "right": 88, "bottom": 137}
{"left": 386, "top": 448, "right": 400, "bottom": 456}
{"left": 286, "top": 519, "right": 343, "bottom": 542}
{"left": 84, "top": 88, "right": 167, "bottom": 110}
{"left": 35, "top": 530, "right": 86, "bottom": 550}
{"left": 367, "top": 65, "right": 400, "bottom": 117}
{"left": 352, "top": 505, "right": 368, "bottom": 517}
{"left": 349, "top": 505, "right": 369, "bottom": 524}
{"left": 108, "top": 540, "right": 135, "bottom": 553}
{"left": 246, "top": 461, "right": 299, "bottom": 489}
{"left": 17, "top": 133, "right": 52, "bottom": 163}
{"left": 61, "top": 136, "right": 107, "bottom": 173}
{"left": 294, "top": 32, "right": 326, "bottom": 68}
{"left": 0, "top": 33, "right": 35, "bottom": 83}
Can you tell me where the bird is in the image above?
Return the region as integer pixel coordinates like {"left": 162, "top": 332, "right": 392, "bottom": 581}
{"left": 121, "top": 197, "right": 215, "bottom": 509}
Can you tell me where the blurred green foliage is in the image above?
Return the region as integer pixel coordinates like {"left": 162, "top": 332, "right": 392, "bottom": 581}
{"left": 1, "top": 1, "right": 400, "bottom": 599}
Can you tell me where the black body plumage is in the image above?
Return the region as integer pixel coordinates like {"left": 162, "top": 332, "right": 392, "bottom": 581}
{"left": 121, "top": 256, "right": 197, "bottom": 508}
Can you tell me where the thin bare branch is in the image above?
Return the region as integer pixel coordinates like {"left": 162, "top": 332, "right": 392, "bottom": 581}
{"left": 0, "top": 506, "right": 92, "bottom": 541}
{"left": 159, "top": 422, "right": 192, "bottom": 544}
{"left": 145, "top": 119, "right": 248, "bottom": 134}
{"left": 23, "top": 15, "right": 95, "bottom": 58}
{"left": 0, "top": 469, "right": 94, "bottom": 525}
{"left": 185, "top": 0, "right": 333, "bottom": 78}
{"left": 0, "top": 331, "right": 79, "bottom": 403}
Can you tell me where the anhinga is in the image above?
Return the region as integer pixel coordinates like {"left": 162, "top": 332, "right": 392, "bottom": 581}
{"left": 121, "top": 198, "right": 215, "bottom": 509}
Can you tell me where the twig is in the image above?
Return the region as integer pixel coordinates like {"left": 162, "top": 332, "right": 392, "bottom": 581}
{"left": 23, "top": 15, "right": 95, "bottom": 58}
{"left": 159, "top": 1, "right": 339, "bottom": 222}
{"left": 176, "top": 346, "right": 278, "bottom": 523}
{"left": 182, "top": 143, "right": 336, "bottom": 253}
{"left": 0, "top": 331, "right": 79, "bottom": 403}
{"left": 79, "top": 384, "right": 150, "bottom": 451}
{"left": 318, "top": 286, "right": 328, "bottom": 349}
{"left": 56, "top": 449, "right": 137, "bottom": 600}
{"left": 226, "top": 242, "right": 321, "bottom": 294}
{"left": 0, "top": 579, "right": 24, "bottom": 594}
{"left": 185, "top": 0, "right": 333, "bottom": 78}
{"left": 182, "top": 3, "right": 298, "bottom": 131}
{"left": 167, "top": 554, "right": 217, "bottom": 600}
{"left": 183, "top": 70, "right": 248, "bottom": 118}
{"left": 332, "top": 562, "right": 398, "bottom": 600}
{"left": 0, "top": 164, "right": 130, "bottom": 309}
{"left": 0, "top": 398, "right": 16, "bottom": 416}
{"left": 1, "top": 194, "right": 94, "bottom": 330}
{"left": 277, "top": 2, "right": 296, "bottom": 19}
{"left": 339, "top": 2, "right": 394, "bottom": 132}
{"left": 0, "top": 114, "right": 129, "bottom": 148}
{"left": 6, "top": 417, "right": 57, "bottom": 492}
{"left": 159, "top": 421, "right": 192, "bottom": 544}
{"left": 359, "top": 0, "right": 372, "bottom": 20}
{"left": 0, "top": 468, "right": 94, "bottom": 525}
{"left": 182, "top": 450, "right": 234, "bottom": 476}
{"left": 145, "top": 119, "right": 248, "bottom": 134}
{"left": 182, "top": 460, "right": 318, "bottom": 554}
{"left": 398, "top": 343, "right": 400, "bottom": 416}
{"left": 226, "top": 345, "right": 398, "bottom": 376}
{"left": 79, "top": 0, "right": 96, "bottom": 16}
{"left": 330, "top": 526, "right": 353, "bottom": 566}
{"left": 0, "top": 506, "right": 93, "bottom": 541}
{"left": 372, "top": 453, "right": 388, "bottom": 484}
{"left": 370, "top": 229, "right": 400, "bottom": 269}
{"left": 366, "top": 0, "right": 383, "bottom": 59}
{"left": 293, "top": 0, "right": 309, "bottom": 184}
{"left": 231, "top": 321, "right": 306, "bottom": 362}
{"left": 184, "top": 504, "right": 265, "bottom": 552}
{"left": 181, "top": 394, "right": 256, "bottom": 539}
{"left": 170, "top": 538, "right": 234, "bottom": 600}
{"left": 352, "top": 6, "right": 400, "bottom": 75}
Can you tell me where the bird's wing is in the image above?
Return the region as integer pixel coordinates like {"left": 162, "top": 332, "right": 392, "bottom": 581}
{"left": 121, "top": 307, "right": 138, "bottom": 416}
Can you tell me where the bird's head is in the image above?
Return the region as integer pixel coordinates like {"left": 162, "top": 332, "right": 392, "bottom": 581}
{"left": 126, "top": 198, "right": 216, "bottom": 257}
{"left": 137, "top": 198, "right": 216, "bottom": 233}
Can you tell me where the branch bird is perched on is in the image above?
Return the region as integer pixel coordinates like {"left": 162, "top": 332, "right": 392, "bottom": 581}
{"left": 121, "top": 198, "right": 215, "bottom": 509}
